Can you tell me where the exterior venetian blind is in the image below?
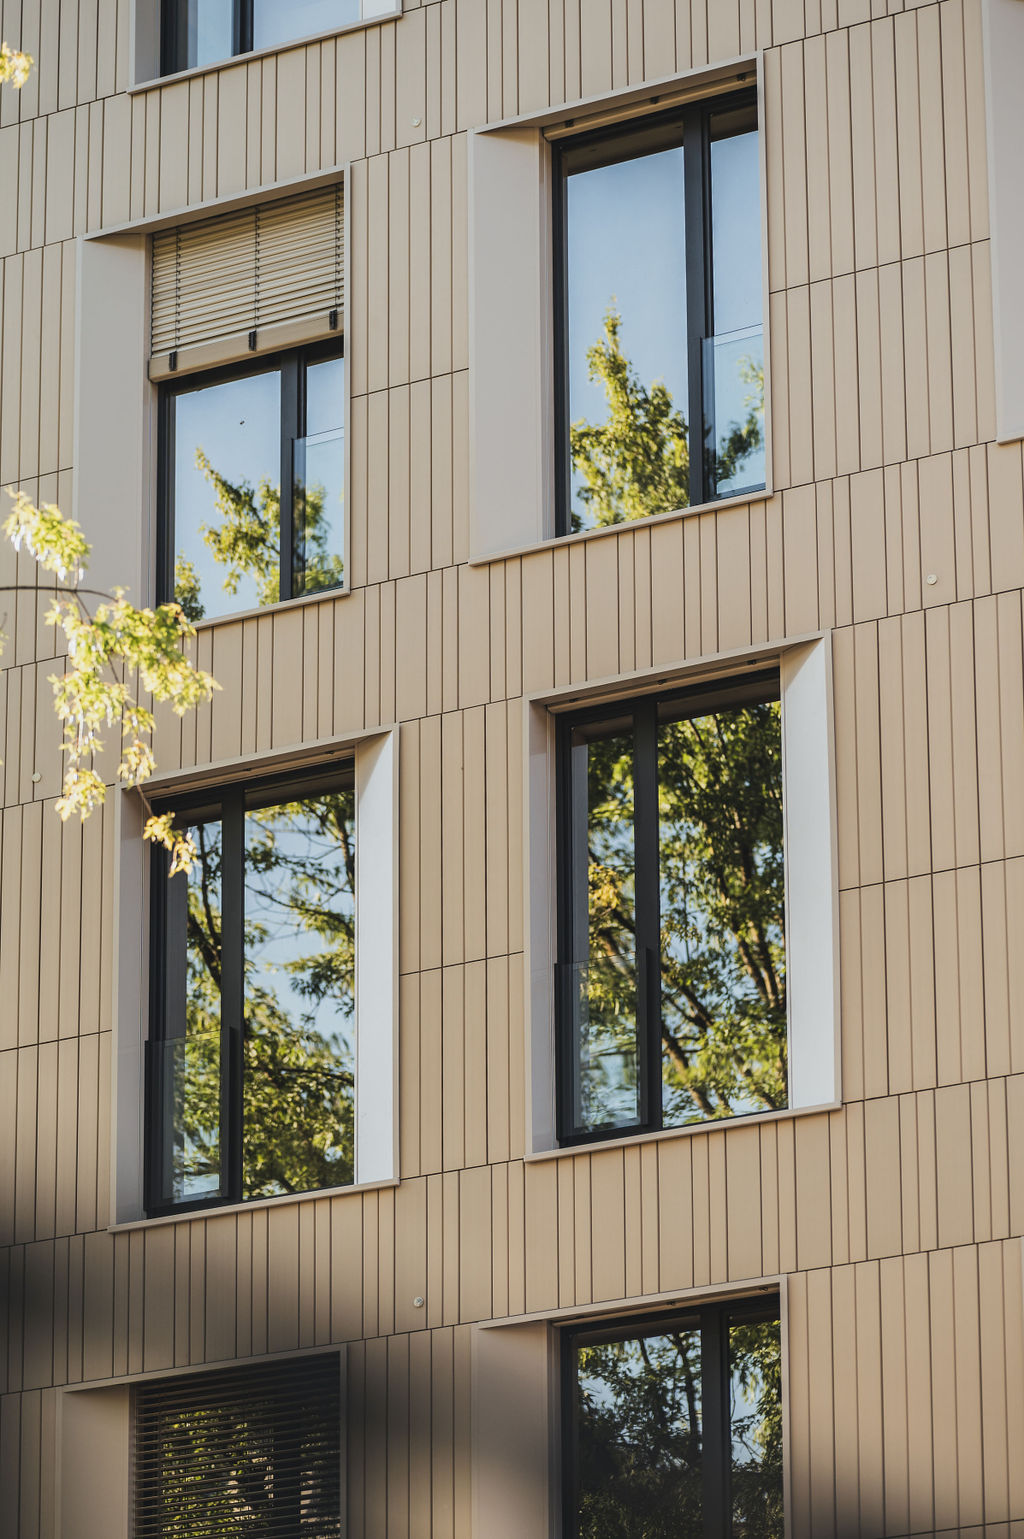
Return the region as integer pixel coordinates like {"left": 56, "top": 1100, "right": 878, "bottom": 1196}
{"left": 133, "top": 1354, "right": 342, "bottom": 1538}
{"left": 150, "top": 183, "right": 343, "bottom": 367}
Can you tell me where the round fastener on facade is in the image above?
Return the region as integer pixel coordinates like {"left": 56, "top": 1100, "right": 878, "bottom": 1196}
{"left": 413, "top": 1296, "right": 424, "bottom": 1308}
{"left": 926, "top": 573, "right": 938, "bottom": 585}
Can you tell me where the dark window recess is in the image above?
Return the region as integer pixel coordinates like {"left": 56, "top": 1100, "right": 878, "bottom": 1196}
{"left": 134, "top": 1354, "right": 342, "bottom": 1538}
{"left": 146, "top": 765, "right": 356, "bottom": 1217}
{"left": 553, "top": 90, "right": 764, "bottom": 534}
{"left": 161, "top": 0, "right": 365, "bottom": 74}
{"left": 563, "top": 1299, "right": 783, "bottom": 1539}
{"left": 556, "top": 672, "right": 786, "bottom": 1144}
{"left": 159, "top": 343, "right": 345, "bottom": 623}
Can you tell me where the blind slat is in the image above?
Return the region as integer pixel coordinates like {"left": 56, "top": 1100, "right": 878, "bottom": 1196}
{"left": 134, "top": 1355, "right": 341, "bottom": 1539}
{"left": 151, "top": 185, "right": 343, "bottom": 358}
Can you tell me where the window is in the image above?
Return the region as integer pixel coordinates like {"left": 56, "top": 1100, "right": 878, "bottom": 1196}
{"left": 553, "top": 92, "right": 764, "bottom": 533}
{"left": 133, "top": 1354, "right": 342, "bottom": 1537}
{"left": 159, "top": 344, "right": 345, "bottom": 622}
{"left": 146, "top": 765, "right": 356, "bottom": 1215}
{"left": 563, "top": 1300, "right": 783, "bottom": 1539}
{"left": 556, "top": 671, "right": 785, "bottom": 1143}
{"left": 160, "top": 0, "right": 399, "bottom": 72}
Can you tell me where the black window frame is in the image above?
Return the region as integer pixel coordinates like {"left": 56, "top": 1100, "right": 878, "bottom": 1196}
{"left": 145, "top": 760, "right": 355, "bottom": 1219}
{"left": 157, "top": 339, "right": 345, "bottom": 616}
{"left": 555, "top": 668, "right": 783, "bottom": 1147}
{"left": 552, "top": 88, "right": 762, "bottom": 534}
{"left": 561, "top": 1294, "right": 782, "bottom": 1539}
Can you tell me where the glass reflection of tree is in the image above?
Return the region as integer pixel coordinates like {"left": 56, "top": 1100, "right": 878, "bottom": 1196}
{"left": 575, "top": 1320, "right": 782, "bottom": 1539}
{"left": 180, "top": 791, "right": 356, "bottom": 1200}
{"left": 577, "top": 1332, "right": 703, "bottom": 1538}
{"left": 175, "top": 822, "right": 224, "bottom": 1196}
{"left": 579, "top": 729, "right": 639, "bottom": 1128}
{"left": 729, "top": 1320, "right": 785, "bottom": 1539}
{"left": 174, "top": 449, "right": 344, "bottom": 621}
{"left": 569, "top": 307, "right": 764, "bottom": 532}
{"left": 583, "top": 702, "right": 786, "bottom": 1125}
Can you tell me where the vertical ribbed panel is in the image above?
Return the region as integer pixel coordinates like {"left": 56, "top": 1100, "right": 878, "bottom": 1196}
{"left": 133, "top": 1355, "right": 342, "bottom": 1538}
{"left": 150, "top": 184, "right": 344, "bottom": 358}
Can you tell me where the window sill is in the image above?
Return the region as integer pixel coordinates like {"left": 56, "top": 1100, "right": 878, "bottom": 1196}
{"left": 524, "top": 1098, "right": 840, "bottom": 1163}
{"left": 186, "top": 581, "right": 352, "bottom": 633}
{"left": 130, "top": 5, "right": 402, "bottom": 94}
{"left": 109, "top": 1174, "right": 399, "bottom": 1232}
{"left": 468, "top": 485, "right": 774, "bottom": 568}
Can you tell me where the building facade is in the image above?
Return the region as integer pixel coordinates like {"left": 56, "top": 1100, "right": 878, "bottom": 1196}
{"left": 2, "top": 0, "right": 1024, "bottom": 1534}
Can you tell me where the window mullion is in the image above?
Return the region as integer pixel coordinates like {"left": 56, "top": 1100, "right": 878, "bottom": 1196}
{"left": 552, "top": 145, "right": 572, "bottom": 536}
{"left": 221, "top": 792, "right": 245, "bottom": 1205}
{"left": 157, "top": 388, "right": 175, "bottom": 606}
{"left": 684, "top": 104, "right": 709, "bottom": 509}
{"left": 237, "top": 0, "right": 254, "bottom": 56}
{"left": 280, "top": 352, "right": 299, "bottom": 602}
{"left": 701, "top": 1307, "right": 731, "bottom": 1539}
{"left": 633, "top": 700, "right": 660, "bottom": 1132}
{"left": 565, "top": 725, "right": 591, "bottom": 1136}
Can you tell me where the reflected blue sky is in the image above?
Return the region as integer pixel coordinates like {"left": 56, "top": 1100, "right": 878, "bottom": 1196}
{"left": 566, "top": 123, "right": 765, "bottom": 512}
{"left": 173, "top": 368, "right": 281, "bottom": 619}
{"left": 567, "top": 145, "right": 688, "bottom": 432}
{"left": 243, "top": 801, "right": 355, "bottom": 1051}
{"left": 188, "top": 0, "right": 234, "bottom": 67}
{"left": 711, "top": 129, "right": 761, "bottom": 336}
{"left": 307, "top": 355, "right": 345, "bottom": 435}
{"left": 253, "top": 0, "right": 361, "bottom": 48}
{"left": 709, "top": 128, "right": 765, "bottom": 493}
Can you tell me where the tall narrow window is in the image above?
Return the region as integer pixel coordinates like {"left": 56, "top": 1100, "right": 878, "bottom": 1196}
{"left": 555, "top": 92, "right": 764, "bottom": 533}
{"left": 564, "top": 1300, "right": 783, "bottom": 1539}
{"left": 160, "top": 343, "right": 345, "bottom": 622}
{"left": 134, "top": 1354, "right": 342, "bottom": 1537}
{"left": 147, "top": 766, "right": 356, "bottom": 1215}
{"left": 557, "top": 673, "right": 786, "bottom": 1143}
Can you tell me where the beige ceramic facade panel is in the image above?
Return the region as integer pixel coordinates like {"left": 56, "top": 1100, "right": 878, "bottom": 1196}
{"left": 1, "top": 0, "right": 1023, "bottom": 1535}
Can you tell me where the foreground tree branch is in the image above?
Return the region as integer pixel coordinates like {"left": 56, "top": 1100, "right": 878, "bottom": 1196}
{"left": 2, "top": 491, "right": 219, "bottom": 873}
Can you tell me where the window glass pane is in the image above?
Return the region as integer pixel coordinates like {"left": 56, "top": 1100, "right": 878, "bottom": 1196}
{"left": 306, "top": 355, "right": 345, "bottom": 438}
{"left": 707, "top": 123, "right": 765, "bottom": 496}
{"left": 574, "top": 1328, "right": 703, "bottom": 1535}
{"left": 241, "top": 789, "right": 356, "bottom": 1200}
{"left": 566, "top": 145, "right": 688, "bottom": 532}
{"left": 571, "top": 727, "right": 641, "bottom": 1133}
{"left": 172, "top": 369, "right": 281, "bottom": 621}
{"left": 730, "top": 1316, "right": 784, "bottom": 1537}
{"left": 161, "top": 819, "right": 223, "bottom": 1205}
{"left": 710, "top": 124, "right": 761, "bottom": 336}
{"left": 657, "top": 699, "right": 786, "bottom": 1125}
{"left": 185, "top": 0, "right": 234, "bottom": 68}
{"left": 294, "top": 355, "right": 345, "bottom": 597}
{"left": 252, "top": 0, "right": 360, "bottom": 49}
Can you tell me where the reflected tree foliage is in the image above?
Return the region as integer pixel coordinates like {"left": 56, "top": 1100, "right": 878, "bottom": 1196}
{"left": 574, "top": 1318, "right": 782, "bottom": 1539}
{"left": 658, "top": 703, "right": 786, "bottom": 1119}
{"left": 581, "top": 700, "right": 786, "bottom": 1126}
{"left": 729, "top": 1321, "right": 785, "bottom": 1539}
{"left": 568, "top": 308, "right": 764, "bottom": 531}
{"left": 178, "top": 790, "right": 356, "bottom": 1200}
{"left": 577, "top": 1331, "right": 703, "bottom": 1538}
{"left": 175, "top": 449, "right": 344, "bottom": 622}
